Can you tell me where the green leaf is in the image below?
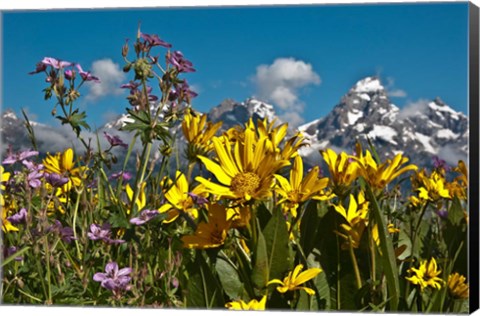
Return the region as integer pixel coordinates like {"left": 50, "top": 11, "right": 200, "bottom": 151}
{"left": 186, "top": 255, "right": 224, "bottom": 308}
{"left": 365, "top": 184, "right": 400, "bottom": 311}
{"left": 251, "top": 223, "right": 269, "bottom": 290}
{"left": 300, "top": 201, "right": 324, "bottom": 256}
{"left": 1, "top": 246, "right": 30, "bottom": 267}
{"left": 262, "top": 208, "right": 292, "bottom": 281}
{"left": 215, "top": 256, "right": 244, "bottom": 300}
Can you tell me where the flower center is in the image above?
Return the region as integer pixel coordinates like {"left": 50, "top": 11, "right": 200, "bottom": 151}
{"left": 231, "top": 172, "right": 261, "bottom": 197}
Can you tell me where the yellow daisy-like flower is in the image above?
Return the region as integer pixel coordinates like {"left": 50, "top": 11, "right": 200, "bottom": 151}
{"left": 1, "top": 165, "right": 11, "bottom": 209}
{"left": 182, "top": 108, "right": 222, "bottom": 160}
{"left": 275, "top": 155, "right": 333, "bottom": 218}
{"left": 181, "top": 203, "right": 231, "bottom": 249}
{"left": 321, "top": 148, "right": 360, "bottom": 194}
{"left": 418, "top": 171, "right": 451, "bottom": 201}
{"left": 267, "top": 264, "right": 322, "bottom": 295}
{"left": 158, "top": 171, "right": 206, "bottom": 223}
{"left": 333, "top": 192, "right": 369, "bottom": 249}
{"left": 372, "top": 223, "right": 400, "bottom": 247}
{"left": 195, "top": 128, "right": 290, "bottom": 202}
{"left": 125, "top": 182, "right": 146, "bottom": 215}
{"left": 43, "top": 148, "right": 86, "bottom": 191}
{"left": 353, "top": 148, "right": 418, "bottom": 190}
{"left": 447, "top": 272, "right": 469, "bottom": 299}
{"left": 1, "top": 207, "right": 18, "bottom": 233}
{"left": 406, "top": 257, "right": 444, "bottom": 291}
{"left": 225, "top": 295, "right": 267, "bottom": 310}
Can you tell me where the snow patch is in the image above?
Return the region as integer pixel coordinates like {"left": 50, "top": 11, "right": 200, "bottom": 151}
{"left": 367, "top": 125, "right": 398, "bottom": 145}
{"left": 353, "top": 123, "right": 366, "bottom": 132}
{"left": 436, "top": 129, "right": 459, "bottom": 139}
{"left": 414, "top": 132, "right": 437, "bottom": 154}
{"left": 347, "top": 110, "right": 363, "bottom": 125}
{"left": 358, "top": 93, "right": 371, "bottom": 101}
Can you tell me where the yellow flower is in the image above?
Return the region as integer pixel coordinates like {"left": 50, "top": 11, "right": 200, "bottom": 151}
{"left": 321, "top": 148, "right": 360, "bottom": 193}
{"left": 225, "top": 296, "right": 267, "bottom": 310}
{"left": 413, "top": 170, "right": 451, "bottom": 204}
{"left": 158, "top": 171, "right": 205, "bottom": 223}
{"left": 267, "top": 264, "right": 322, "bottom": 295}
{"left": 181, "top": 203, "right": 232, "bottom": 249}
{"left": 253, "top": 118, "right": 305, "bottom": 160}
{"left": 226, "top": 205, "right": 251, "bottom": 228}
{"left": 447, "top": 272, "right": 469, "bottom": 299}
{"left": 182, "top": 108, "right": 222, "bottom": 160}
{"left": 353, "top": 148, "right": 418, "bottom": 190}
{"left": 275, "top": 155, "right": 333, "bottom": 218}
{"left": 372, "top": 223, "right": 400, "bottom": 247}
{"left": 43, "top": 148, "right": 86, "bottom": 191}
{"left": 1, "top": 166, "right": 11, "bottom": 208}
{"left": 1, "top": 206, "right": 18, "bottom": 233}
{"left": 195, "top": 128, "right": 290, "bottom": 202}
{"left": 125, "top": 182, "right": 146, "bottom": 215}
{"left": 333, "top": 192, "right": 369, "bottom": 249}
{"left": 406, "top": 257, "right": 444, "bottom": 291}
{"left": 447, "top": 160, "right": 468, "bottom": 200}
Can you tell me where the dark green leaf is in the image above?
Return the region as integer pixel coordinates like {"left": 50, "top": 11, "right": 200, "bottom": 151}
{"left": 215, "top": 256, "right": 244, "bottom": 300}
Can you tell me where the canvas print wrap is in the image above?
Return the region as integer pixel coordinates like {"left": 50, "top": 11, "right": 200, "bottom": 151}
{"left": 0, "top": 2, "right": 477, "bottom": 313}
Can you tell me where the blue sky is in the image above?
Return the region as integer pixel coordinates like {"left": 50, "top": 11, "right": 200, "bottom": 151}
{"left": 2, "top": 2, "right": 469, "bottom": 128}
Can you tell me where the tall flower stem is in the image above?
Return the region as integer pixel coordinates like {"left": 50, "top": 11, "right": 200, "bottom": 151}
{"left": 348, "top": 236, "right": 362, "bottom": 290}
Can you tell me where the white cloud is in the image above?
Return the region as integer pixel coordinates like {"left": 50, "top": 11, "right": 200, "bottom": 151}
{"left": 279, "top": 111, "right": 304, "bottom": 127}
{"left": 252, "top": 57, "right": 320, "bottom": 127}
{"left": 385, "top": 76, "right": 407, "bottom": 98}
{"left": 398, "top": 99, "right": 430, "bottom": 119}
{"left": 437, "top": 145, "right": 467, "bottom": 166}
{"left": 388, "top": 89, "right": 407, "bottom": 98}
{"left": 86, "top": 59, "right": 126, "bottom": 101}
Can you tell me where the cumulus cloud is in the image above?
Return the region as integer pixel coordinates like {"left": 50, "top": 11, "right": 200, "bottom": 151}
{"left": 398, "top": 99, "right": 430, "bottom": 119}
{"left": 86, "top": 59, "right": 126, "bottom": 101}
{"left": 252, "top": 57, "right": 321, "bottom": 127}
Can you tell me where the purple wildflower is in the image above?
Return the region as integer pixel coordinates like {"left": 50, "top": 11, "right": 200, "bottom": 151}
{"left": 140, "top": 33, "right": 172, "bottom": 48}
{"left": 29, "top": 62, "right": 48, "bottom": 75}
{"left": 436, "top": 207, "right": 449, "bottom": 219}
{"left": 104, "top": 132, "right": 128, "bottom": 149}
{"left": 2, "top": 149, "right": 39, "bottom": 165}
{"left": 87, "top": 223, "right": 112, "bottom": 241}
{"left": 170, "top": 80, "right": 198, "bottom": 103}
{"left": 109, "top": 171, "right": 133, "bottom": 182}
{"left": 45, "top": 172, "right": 69, "bottom": 187}
{"left": 41, "top": 57, "right": 72, "bottom": 69}
{"left": 76, "top": 64, "right": 100, "bottom": 83}
{"left": 433, "top": 156, "right": 450, "bottom": 172}
{"left": 64, "top": 69, "right": 75, "bottom": 80}
{"left": 93, "top": 262, "right": 132, "bottom": 294}
{"left": 188, "top": 192, "right": 208, "bottom": 206}
{"left": 48, "top": 220, "right": 77, "bottom": 243}
{"left": 120, "top": 81, "right": 141, "bottom": 94}
{"left": 167, "top": 51, "right": 195, "bottom": 73}
{"left": 7, "top": 208, "right": 27, "bottom": 225}
{"left": 130, "top": 209, "right": 159, "bottom": 226}
{"left": 87, "top": 223, "right": 125, "bottom": 245}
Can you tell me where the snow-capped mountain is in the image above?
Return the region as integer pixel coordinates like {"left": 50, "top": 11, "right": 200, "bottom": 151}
{"left": 208, "top": 97, "right": 278, "bottom": 131}
{"left": 298, "top": 77, "right": 468, "bottom": 167}
{"left": 1, "top": 77, "right": 469, "bottom": 170}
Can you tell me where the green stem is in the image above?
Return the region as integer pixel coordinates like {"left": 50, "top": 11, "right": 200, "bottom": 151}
{"left": 348, "top": 237, "right": 362, "bottom": 290}
{"left": 72, "top": 190, "right": 82, "bottom": 259}
{"left": 43, "top": 241, "right": 53, "bottom": 304}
